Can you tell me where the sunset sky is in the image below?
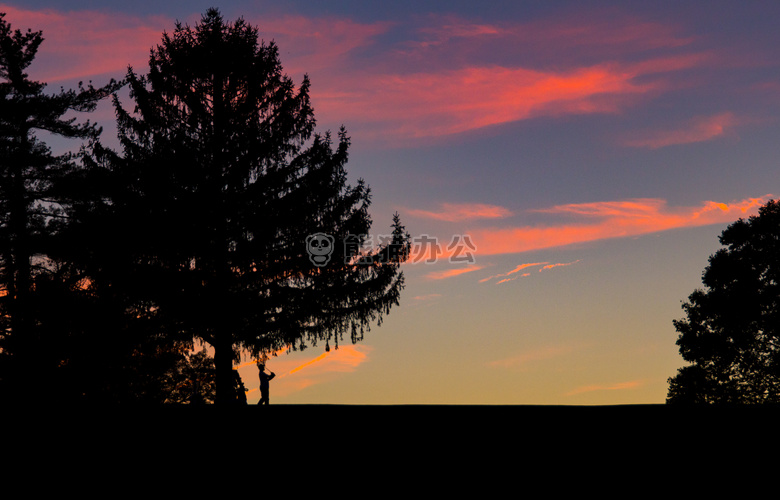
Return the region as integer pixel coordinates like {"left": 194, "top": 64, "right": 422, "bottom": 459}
{"left": 7, "top": 0, "right": 780, "bottom": 404}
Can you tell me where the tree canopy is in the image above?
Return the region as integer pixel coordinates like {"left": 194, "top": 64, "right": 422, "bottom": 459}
{"left": 0, "top": 12, "right": 121, "bottom": 400}
{"left": 79, "top": 8, "right": 410, "bottom": 403}
{"left": 668, "top": 199, "right": 780, "bottom": 404}
{"left": 0, "top": 9, "right": 410, "bottom": 404}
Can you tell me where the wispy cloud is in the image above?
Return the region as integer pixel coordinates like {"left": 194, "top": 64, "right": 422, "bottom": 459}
{"left": 469, "top": 196, "right": 771, "bottom": 257}
{"left": 247, "top": 14, "right": 392, "bottom": 77}
{"left": 307, "top": 9, "right": 712, "bottom": 141}
{"left": 1, "top": 5, "right": 172, "bottom": 82}
{"left": 322, "top": 61, "right": 669, "bottom": 140}
{"left": 6, "top": 5, "right": 718, "bottom": 143}
{"left": 479, "top": 260, "right": 581, "bottom": 284}
{"left": 413, "top": 18, "right": 504, "bottom": 49}
{"left": 424, "top": 266, "right": 484, "bottom": 280}
{"left": 242, "top": 345, "right": 371, "bottom": 398}
{"left": 622, "top": 112, "right": 739, "bottom": 149}
{"left": 397, "top": 11, "right": 698, "bottom": 69}
{"left": 405, "top": 196, "right": 768, "bottom": 266}
{"left": 291, "top": 345, "right": 369, "bottom": 375}
{"left": 2, "top": 5, "right": 387, "bottom": 84}
{"left": 496, "top": 274, "right": 530, "bottom": 284}
{"left": 479, "top": 262, "right": 548, "bottom": 283}
{"left": 407, "top": 202, "right": 513, "bottom": 222}
{"left": 539, "top": 260, "right": 581, "bottom": 272}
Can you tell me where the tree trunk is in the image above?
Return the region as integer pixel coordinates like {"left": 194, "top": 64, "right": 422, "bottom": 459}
{"left": 213, "top": 332, "right": 235, "bottom": 404}
{"left": 9, "top": 138, "right": 32, "bottom": 340}
{"left": 211, "top": 66, "right": 238, "bottom": 405}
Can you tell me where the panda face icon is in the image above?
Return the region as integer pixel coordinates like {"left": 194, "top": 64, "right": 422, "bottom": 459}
{"left": 306, "top": 233, "right": 335, "bottom": 266}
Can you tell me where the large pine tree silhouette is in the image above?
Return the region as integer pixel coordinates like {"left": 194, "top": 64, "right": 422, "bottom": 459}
{"left": 87, "top": 9, "right": 410, "bottom": 403}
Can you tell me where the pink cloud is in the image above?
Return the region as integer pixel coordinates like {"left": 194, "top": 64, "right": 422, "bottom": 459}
{"left": 307, "top": 11, "right": 711, "bottom": 141}
{"left": 1, "top": 5, "right": 387, "bottom": 84}
{"left": 311, "top": 51, "right": 715, "bottom": 142}
{"left": 316, "top": 62, "right": 664, "bottom": 140}
{"left": 469, "top": 196, "right": 772, "bottom": 257}
{"left": 540, "top": 16, "right": 695, "bottom": 50}
{"left": 622, "top": 112, "right": 739, "bottom": 149}
{"left": 408, "top": 16, "right": 505, "bottom": 51}
{"left": 398, "top": 11, "right": 697, "bottom": 68}
{"left": 244, "top": 14, "right": 391, "bottom": 78}
{"left": 0, "top": 5, "right": 173, "bottom": 82}
{"left": 4, "top": 5, "right": 716, "bottom": 142}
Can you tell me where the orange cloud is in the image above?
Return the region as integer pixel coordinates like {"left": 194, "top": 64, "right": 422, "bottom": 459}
{"left": 479, "top": 262, "right": 548, "bottom": 283}
{"left": 496, "top": 274, "right": 530, "bottom": 284}
{"left": 288, "top": 351, "right": 331, "bottom": 375}
{"left": 407, "top": 203, "right": 513, "bottom": 222}
{"left": 268, "top": 345, "right": 371, "bottom": 397}
{"left": 539, "top": 260, "right": 581, "bottom": 272}
{"left": 424, "top": 265, "right": 484, "bottom": 280}
{"left": 238, "top": 345, "right": 372, "bottom": 400}
{"left": 407, "top": 233, "right": 477, "bottom": 265}
{"left": 285, "top": 345, "right": 369, "bottom": 376}
{"left": 623, "top": 112, "right": 738, "bottom": 148}
{"left": 469, "top": 196, "right": 772, "bottom": 257}
{"left": 404, "top": 196, "right": 765, "bottom": 265}
{"left": 480, "top": 260, "right": 580, "bottom": 284}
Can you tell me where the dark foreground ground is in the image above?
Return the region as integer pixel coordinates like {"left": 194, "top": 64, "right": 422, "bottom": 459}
{"left": 11, "top": 404, "right": 778, "bottom": 456}
{"left": 43, "top": 402, "right": 777, "bottom": 428}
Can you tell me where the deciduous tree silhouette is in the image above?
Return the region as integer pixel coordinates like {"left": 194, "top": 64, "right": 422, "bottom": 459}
{"left": 157, "top": 347, "right": 216, "bottom": 404}
{"left": 87, "top": 9, "right": 410, "bottom": 404}
{"left": 668, "top": 200, "right": 780, "bottom": 404}
{"left": 0, "top": 13, "right": 119, "bottom": 400}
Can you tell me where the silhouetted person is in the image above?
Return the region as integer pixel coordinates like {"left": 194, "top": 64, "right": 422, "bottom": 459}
{"left": 257, "top": 362, "right": 275, "bottom": 405}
